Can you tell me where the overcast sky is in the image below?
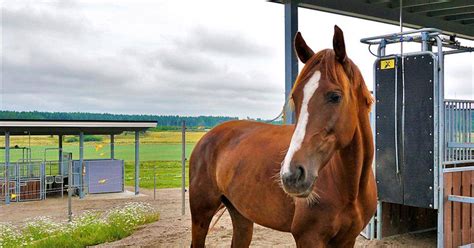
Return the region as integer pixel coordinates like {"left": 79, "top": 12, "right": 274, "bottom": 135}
{"left": 1, "top": 0, "right": 473, "bottom": 119}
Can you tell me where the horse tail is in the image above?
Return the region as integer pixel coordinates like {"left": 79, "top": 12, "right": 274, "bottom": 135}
{"left": 208, "top": 204, "right": 226, "bottom": 233}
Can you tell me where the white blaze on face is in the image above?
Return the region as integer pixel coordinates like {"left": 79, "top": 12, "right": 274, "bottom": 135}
{"left": 281, "top": 70, "right": 321, "bottom": 175}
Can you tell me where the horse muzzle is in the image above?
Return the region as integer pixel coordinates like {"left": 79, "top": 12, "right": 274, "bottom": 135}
{"left": 281, "top": 165, "right": 316, "bottom": 197}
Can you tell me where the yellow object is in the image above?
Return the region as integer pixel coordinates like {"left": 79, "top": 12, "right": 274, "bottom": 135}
{"left": 380, "top": 59, "right": 395, "bottom": 70}
{"left": 11, "top": 194, "right": 16, "bottom": 199}
{"left": 98, "top": 179, "right": 107, "bottom": 184}
{"left": 95, "top": 144, "right": 104, "bottom": 151}
{"left": 99, "top": 153, "right": 105, "bottom": 156}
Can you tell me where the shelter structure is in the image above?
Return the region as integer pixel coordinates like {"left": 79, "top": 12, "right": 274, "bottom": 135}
{"left": 0, "top": 120, "right": 156, "bottom": 204}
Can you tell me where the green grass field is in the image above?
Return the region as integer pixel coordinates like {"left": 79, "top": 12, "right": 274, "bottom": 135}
{"left": 0, "top": 143, "right": 196, "bottom": 162}
{"left": 125, "top": 161, "right": 189, "bottom": 189}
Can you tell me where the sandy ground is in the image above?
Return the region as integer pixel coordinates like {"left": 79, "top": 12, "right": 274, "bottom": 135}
{"left": 0, "top": 187, "right": 436, "bottom": 247}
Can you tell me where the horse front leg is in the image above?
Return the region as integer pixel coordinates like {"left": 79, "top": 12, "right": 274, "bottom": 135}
{"left": 293, "top": 232, "right": 328, "bottom": 248}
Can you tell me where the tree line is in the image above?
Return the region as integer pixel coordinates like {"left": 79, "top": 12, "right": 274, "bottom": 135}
{"left": 0, "top": 111, "right": 239, "bottom": 128}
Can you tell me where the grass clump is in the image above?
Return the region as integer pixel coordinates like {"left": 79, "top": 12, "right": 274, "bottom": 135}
{"left": 0, "top": 202, "right": 159, "bottom": 248}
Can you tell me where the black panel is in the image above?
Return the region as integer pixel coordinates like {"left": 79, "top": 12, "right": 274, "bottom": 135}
{"left": 402, "top": 54, "right": 434, "bottom": 208}
{"left": 375, "top": 54, "right": 435, "bottom": 209}
{"left": 375, "top": 57, "right": 403, "bottom": 205}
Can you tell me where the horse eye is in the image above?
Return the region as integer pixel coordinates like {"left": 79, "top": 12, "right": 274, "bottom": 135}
{"left": 327, "top": 92, "right": 342, "bottom": 103}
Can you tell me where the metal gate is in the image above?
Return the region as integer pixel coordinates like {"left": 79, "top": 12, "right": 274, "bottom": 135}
{"left": 0, "top": 163, "right": 16, "bottom": 202}
{"left": 375, "top": 53, "right": 437, "bottom": 209}
{"left": 1, "top": 161, "right": 45, "bottom": 202}
{"left": 17, "top": 161, "right": 44, "bottom": 201}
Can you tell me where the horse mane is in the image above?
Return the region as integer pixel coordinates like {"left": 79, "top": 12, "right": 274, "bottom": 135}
{"left": 287, "top": 49, "right": 373, "bottom": 113}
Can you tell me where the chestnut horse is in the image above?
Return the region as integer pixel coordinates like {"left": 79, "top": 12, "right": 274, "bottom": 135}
{"left": 189, "top": 26, "right": 376, "bottom": 247}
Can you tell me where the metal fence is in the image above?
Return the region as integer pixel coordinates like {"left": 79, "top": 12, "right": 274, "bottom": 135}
{"left": 444, "top": 99, "right": 474, "bottom": 165}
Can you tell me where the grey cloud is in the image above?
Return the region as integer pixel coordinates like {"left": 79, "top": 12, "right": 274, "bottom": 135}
{"left": 3, "top": 48, "right": 136, "bottom": 95}
{"left": 178, "top": 27, "right": 272, "bottom": 57}
{"left": 156, "top": 48, "right": 221, "bottom": 74}
{"left": 2, "top": 5, "right": 89, "bottom": 37}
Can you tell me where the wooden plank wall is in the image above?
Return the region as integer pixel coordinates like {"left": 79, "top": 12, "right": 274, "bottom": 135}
{"left": 444, "top": 171, "right": 473, "bottom": 248}
{"left": 19, "top": 181, "right": 40, "bottom": 200}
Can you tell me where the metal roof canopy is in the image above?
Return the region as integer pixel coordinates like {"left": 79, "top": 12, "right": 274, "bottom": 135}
{"left": 270, "top": 0, "right": 474, "bottom": 40}
{"left": 0, "top": 120, "right": 157, "bottom": 135}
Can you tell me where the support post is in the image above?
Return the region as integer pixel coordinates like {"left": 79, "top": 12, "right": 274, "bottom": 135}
{"left": 68, "top": 158, "right": 72, "bottom": 222}
{"left": 110, "top": 134, "right": 115, "bottom": 159}
{"left": 284, "top": 1, "right": 298, "bottom": 124}
{"left": 135, "top": 131, "right": 139, "bottom": 195}
{"left": 435, "top": 36, "right": 445, "bottom": 248}
{"left": 181, "top": 120, "right": 186, "bottom": 215}
{"left": 59, "top": 135, "right": 63, "bottom": 198}
{"left": 376, "top": 200, "right": 382, "bottom": 239}
{"left": 59, "top": 135, "right": 63, "bottom": 173}
{"left": 153, "top": 164, "right": 156, "bottom": 201}
{"left": 5, "top": 132, "right": 10, "bottom": 205}
{"left": 79, "top": 132, "right": 84, "bottom": 199}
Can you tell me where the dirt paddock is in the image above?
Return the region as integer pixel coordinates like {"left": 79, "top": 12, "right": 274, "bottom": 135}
{"left": 0, "top": 187, "right": 436, "bottom": 247}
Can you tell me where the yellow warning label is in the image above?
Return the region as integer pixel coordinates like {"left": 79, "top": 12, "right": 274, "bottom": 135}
{"left": 381, "top": 59, "right": 395, "bottom": 70}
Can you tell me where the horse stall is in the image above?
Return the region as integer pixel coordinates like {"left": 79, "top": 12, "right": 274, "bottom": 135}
{"left": 1, "top": 120, "right": 156, "bottom": 204}
{"left": 361, "top": 28, "right": 473, "bottom": 248}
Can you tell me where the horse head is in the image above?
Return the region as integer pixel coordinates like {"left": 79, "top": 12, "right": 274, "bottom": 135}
{"left": 280, "top": 26, "right": 373, "bottom": 198}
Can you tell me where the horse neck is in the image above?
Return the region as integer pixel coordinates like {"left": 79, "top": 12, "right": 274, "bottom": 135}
{"left": 329, "top": 111, "right": 373, "bottom": 202}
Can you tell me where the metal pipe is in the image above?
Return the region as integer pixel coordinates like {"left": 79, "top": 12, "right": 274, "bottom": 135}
{"left": 399, "top": 1, "right": 406, "bottom": 177}
{"left": 68, "top": 155, "right": 72, "bottom": 222}
{"left": 79, "top": 132, "right": 84, "bottom": 199}
{"left": 443, "top": 165, "right": 474, "bottom": 173}
{"left": 59, "top": 135, "right": 63, "bottom": 174}
{"left": 435, "top": 35, "right": 445, "bottom": 248}
{"left": 421, "top": 32, "right": 430, "bottom": 52}
{"left": 448, "top": 195, "right": 474, "bottom": 204}
{"left": 376, "top": 201, "right": 382, "bottom": 239}
{"left": 5, "top": 132, "right": 10, "bottom": 204}
{"left": 135, "top": 131, "right": 139, "bottom": 195}
{"left": 181, "top": 120, "right": 186, "bottom": 215}
{"left": 360, "top": 28, "right": 442, "bottom": 44}
{"left": 284, "top": 1, "right": 298, "bottom": 124}
{"left": 59, "top": 135, "right": 63, "bottom": 198}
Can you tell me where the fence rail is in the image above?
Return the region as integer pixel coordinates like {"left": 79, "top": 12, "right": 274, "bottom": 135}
{"left": 443, "top": 99, "right": 474, "bottom": 165}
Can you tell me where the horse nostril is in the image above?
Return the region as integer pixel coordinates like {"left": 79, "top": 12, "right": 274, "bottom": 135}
{"left": 295, "top": 165, "right": 305, "bottom": 182}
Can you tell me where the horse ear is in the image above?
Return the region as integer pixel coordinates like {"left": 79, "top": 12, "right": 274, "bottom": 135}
{"left": 294, "top": 32, "right": 314, "bottom": 64}
{"left": 333, "top": 25, "right": 347, "bottom": 63}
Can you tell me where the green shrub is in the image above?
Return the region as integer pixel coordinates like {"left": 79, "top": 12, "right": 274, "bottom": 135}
{"left": 83, "top": 135, "right": 103, "bottom": 142}
{"left": 65, "top": 137, "right": 79, "bottom": 143}
{"left": 64, "top": 135, "right": 103, "bottom": 143}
